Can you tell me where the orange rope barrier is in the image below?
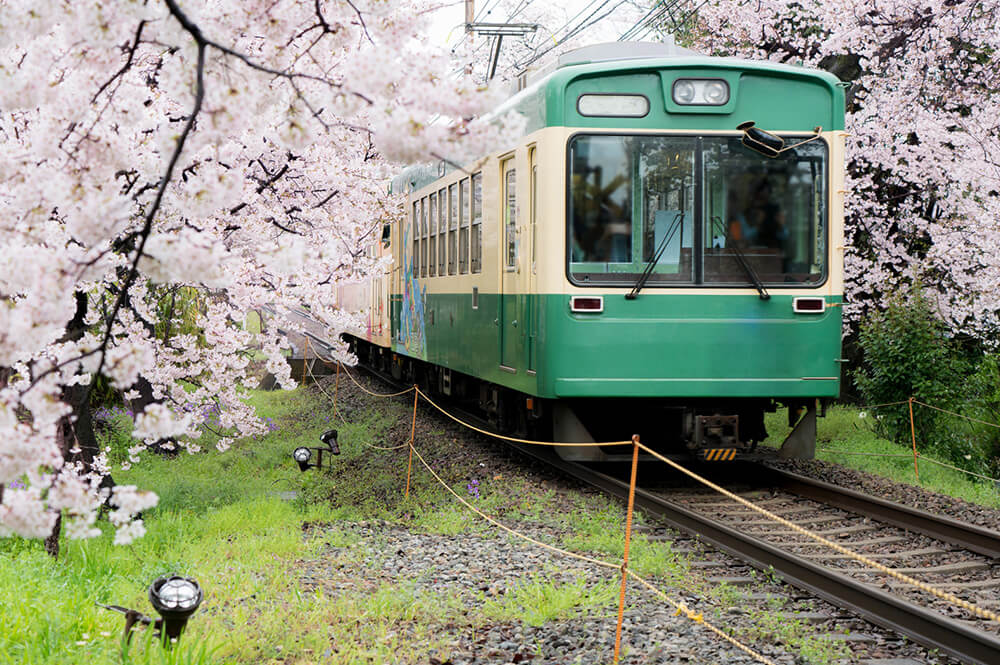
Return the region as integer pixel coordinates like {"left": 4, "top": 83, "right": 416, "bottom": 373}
{"left": 406, "top": 440, "right": 779, "bottom": 665}
{"left": 636, "top": 441, "right": 1000, "bottom": 623}
{"left": 405, "top": 387, "right": 417, "bottom": 500}
{"left": 302, "top": 344, "right": 409, "bottom": 451}
{"left": 414, "top": 387, "right": 630, "bottom": 448}
{"left": 333, "top": 362, "right": 340, "bottom": 415}
{"left": 912, "top": 399, "right": 1000, "bottom": 429}
{"left": 613, "top": 435, "right": 640, "bottom": 665}
{"left": 908, "top": 397, "right": 920, "bottom": 480}
{"left": 304, "top": 337, "right": 414, "bottom": 398}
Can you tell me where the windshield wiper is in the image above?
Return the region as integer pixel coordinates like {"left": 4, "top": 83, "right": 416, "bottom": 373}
{"left": 626, "top": 213, "right": 684, "bottom": 300}
{"left": 710, "top": 216, "right": 769, "bottom": 300}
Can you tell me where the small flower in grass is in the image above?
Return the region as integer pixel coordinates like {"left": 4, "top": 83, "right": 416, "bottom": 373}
{"left": 466, "top": 478, "right": 480, "bottom": 499}
{"left": 858, "top": 411, "right": 867, "bottom": 419}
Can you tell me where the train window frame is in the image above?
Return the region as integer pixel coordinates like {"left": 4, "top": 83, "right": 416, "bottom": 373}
{"left": 448, "top": 182, "right": 458, "bottom": 275}
{"left": 471, "top": 172, "right": 483, "bottom": 273}
{"left": 531, "top": 156, "right": 538, "bottom": 275}
{"left": 438, "top": 187, "right": 447, "bottom": 275}
{"left": 420, "top": 197, "right": 428, "bottom": 278}
{"left": 411, "top": 201, "right": 419, "bottom": 278}
{"left": 503, "top": 161, "right": 517, "bottom": 272}
{"left": 459, "top": 178, "right": 470, "bottom": 274}
{"left": 428, "top": 193, "right": 437, "bottom": 277}
{"left": 565, "top": 131, "right": 831, "bottom": 290}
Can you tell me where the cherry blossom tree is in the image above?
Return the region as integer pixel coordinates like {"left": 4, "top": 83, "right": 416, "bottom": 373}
{"left": 688, "top": 1, "right": 1000, "bottom": 336}
{"left": 0, "top": 0, "right": 500, "bottom": 549}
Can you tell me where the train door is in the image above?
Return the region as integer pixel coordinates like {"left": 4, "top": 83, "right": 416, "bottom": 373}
{"left": 527, "top": 147, "right": 538, "bottom": 374}
{"left": 499, "top": 157, "right": 518, "bottom": 372}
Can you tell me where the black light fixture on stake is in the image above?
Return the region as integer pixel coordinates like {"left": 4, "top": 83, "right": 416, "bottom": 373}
{"left": 97, "top": 575, "right": 203, "bottom": 646}
{"left": 292, "top": 429, "right": 340, "bottom": 472}
{"left": 149, "top": 575, "right": 204, "bottom": 642}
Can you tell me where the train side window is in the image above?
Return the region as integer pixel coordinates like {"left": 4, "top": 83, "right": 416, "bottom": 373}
{"left": 428, "top": 194, "right": 436, "bottom": 277}
{"left": 459, "top": 178, "right": 470, "bottom": 274}
{"left": 411, "top": 201, "right": 419, "bottom": 277}
{"left": 530, "top": 151, "right": 537, "bottom": 275}
{"left": 471, "top": 173, "right": 483, "bottom": 273}
{"left": 448, "top": 182, "right": 458, "bottom": 275}
{"left": 438, "top": 187, "right": 447, "bottom": 275}
{"left": 503, "top": 164, "right": 517, "bottom": 270}
{"left": 420, "top": 197, "right": 428, "bottom": 278}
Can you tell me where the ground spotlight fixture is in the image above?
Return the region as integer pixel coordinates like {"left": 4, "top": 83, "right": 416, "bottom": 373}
{"left": 291, "top": 429, "right": 340, "bottom": 472}
{"left": 320, "top": 429, "right": 340, "bottom": 455}
{"left": 97, "top": 575, "right": 203, "bottom": 646}
{"left": 293, "top": 446, "right": 312, "bottom": 471}
{"left": 149, "top": 575, "right": 203, "bottom": 643}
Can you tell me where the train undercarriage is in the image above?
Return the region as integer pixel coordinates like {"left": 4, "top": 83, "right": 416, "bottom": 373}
{"left": 346, "top": 336, "right": 819, "bottom": 463}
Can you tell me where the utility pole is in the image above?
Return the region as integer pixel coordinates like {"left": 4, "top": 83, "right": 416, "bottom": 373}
{"left": 462, "top": 0, "right": 539, "bottom": 80}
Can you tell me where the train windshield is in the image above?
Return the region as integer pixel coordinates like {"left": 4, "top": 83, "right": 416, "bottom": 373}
{"left": 568, "top": 134, "right": 828, "bottom": 287}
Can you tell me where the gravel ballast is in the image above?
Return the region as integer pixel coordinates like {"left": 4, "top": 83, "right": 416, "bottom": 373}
{"left": 289, "top": 364, "right": 995, "bottom": 664}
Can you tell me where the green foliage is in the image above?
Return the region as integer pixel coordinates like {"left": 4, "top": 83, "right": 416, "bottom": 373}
{"left": 481, "top": 573, "right": 618, "bottom": 627}
{"left": 93, "top": 408, "right": 137, "bottom": 465}
{"left": 88, "top": 373, "right": 124, "bottom": 411}
{"left": 852, "top": 285, "right": 987, "bottom": 470}
{"left": 764, "top": 407, "right": 1000, "bottom": 507}
{"left": 741, "top": 610, "right": 850, "bottom": 665}
{"left": 153, "top": 286, "right": 207, "bottom": 344}
{"left": 964, "top": 354, "right": 1000, "bottom": 474}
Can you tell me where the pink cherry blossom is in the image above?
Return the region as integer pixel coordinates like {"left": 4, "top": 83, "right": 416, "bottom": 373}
{"left": 0, "top": 0, "right": 500, "bottom": 543}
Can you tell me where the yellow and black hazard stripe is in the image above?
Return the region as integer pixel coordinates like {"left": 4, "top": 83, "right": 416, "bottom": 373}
{"left": 702, "top": 448, "right": 737, "bottom": 461}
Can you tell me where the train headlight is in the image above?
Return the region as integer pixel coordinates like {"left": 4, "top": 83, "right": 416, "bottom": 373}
{"left": 672, "top": 78, "right": 730, "bottom": 106}
{"left": 672, "top": 80, "right": 696, "bottom": 104}
{"left": 704, "top": 80, "right": 729, "bottom": 105}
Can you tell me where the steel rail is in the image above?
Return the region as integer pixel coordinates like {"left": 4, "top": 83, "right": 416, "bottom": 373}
{"left": 506, "top": 445, "right": 1000, "bottom": 665}
{"left": 758, "top": 466, "right": 1000, "bottom": 560}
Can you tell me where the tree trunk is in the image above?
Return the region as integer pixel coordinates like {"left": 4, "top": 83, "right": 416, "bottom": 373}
{"left": 44, "top": 514, "right": 61, "bottom": 558}
{"left": 45, "top": 291, "right": 114, "bottom": 558}
{"left": 127, "top": 376, "right": 176, "bottom": 455}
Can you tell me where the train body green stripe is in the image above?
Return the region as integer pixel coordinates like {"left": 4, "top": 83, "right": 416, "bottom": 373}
{"left": 392, "top": 293, "right": 842, "bottom": 400}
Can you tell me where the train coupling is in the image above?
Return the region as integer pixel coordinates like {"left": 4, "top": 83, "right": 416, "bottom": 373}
{"left": 692, "top": 414, "right": 744, "bottom": 462}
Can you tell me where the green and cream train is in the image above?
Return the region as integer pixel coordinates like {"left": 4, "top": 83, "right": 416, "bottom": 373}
{"left": 345, "top": 42, "right": 846, "bottom": 461}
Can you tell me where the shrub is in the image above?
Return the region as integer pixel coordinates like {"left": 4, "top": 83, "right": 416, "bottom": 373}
{"left": 852, "top": 285, "right": 986, "bottom": 470}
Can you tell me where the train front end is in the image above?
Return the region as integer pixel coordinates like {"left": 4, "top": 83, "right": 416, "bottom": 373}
{"left": 532, "top": 47, "right": 846, "bottom": 461}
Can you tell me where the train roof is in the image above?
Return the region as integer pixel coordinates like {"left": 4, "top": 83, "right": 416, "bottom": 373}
{"left": 392, "top": 42, "right": 845, "bottom": 195}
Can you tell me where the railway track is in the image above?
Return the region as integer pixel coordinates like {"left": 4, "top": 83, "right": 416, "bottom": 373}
{"left": 524, "top": 451, "right": 1000, "bottom": 665}
{"left": 283, "top": 315, "right": 1000, "bottom": 664}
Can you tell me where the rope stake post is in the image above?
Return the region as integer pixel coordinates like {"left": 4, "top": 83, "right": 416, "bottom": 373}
{"left": 332, "top": 361, "right": 340, "bottom": 414}
{"left": 405, "top": 386, "right": 418, "bottom": 500}
{"left": 613, "top": 435, "right": 641, "bottom": 665}
{"left": 908, "top": 397, "right": 920, "bottom": 480}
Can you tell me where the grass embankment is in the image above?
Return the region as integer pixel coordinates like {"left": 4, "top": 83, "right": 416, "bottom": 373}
{"left": 6, "top": 384, "right": 944, "bottom": 665}
{"left": 763, "top": 406, "right": 1000, "bottom": 508}
{"left": 0, "top": 388, "right": 347, "bottom": 665}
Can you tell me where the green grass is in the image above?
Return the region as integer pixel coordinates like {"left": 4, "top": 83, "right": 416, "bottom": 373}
{"left": 0, "top": 387, "right": 345, "bottom": 665}
{"left": 8, "top": 386, "right": 993, "bottom": 665}
{"left": 482, "top": 573, "right": 619, "bottom": 627}
{"left": 764, "top": 405, "right": 1000, "bottom": 508}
